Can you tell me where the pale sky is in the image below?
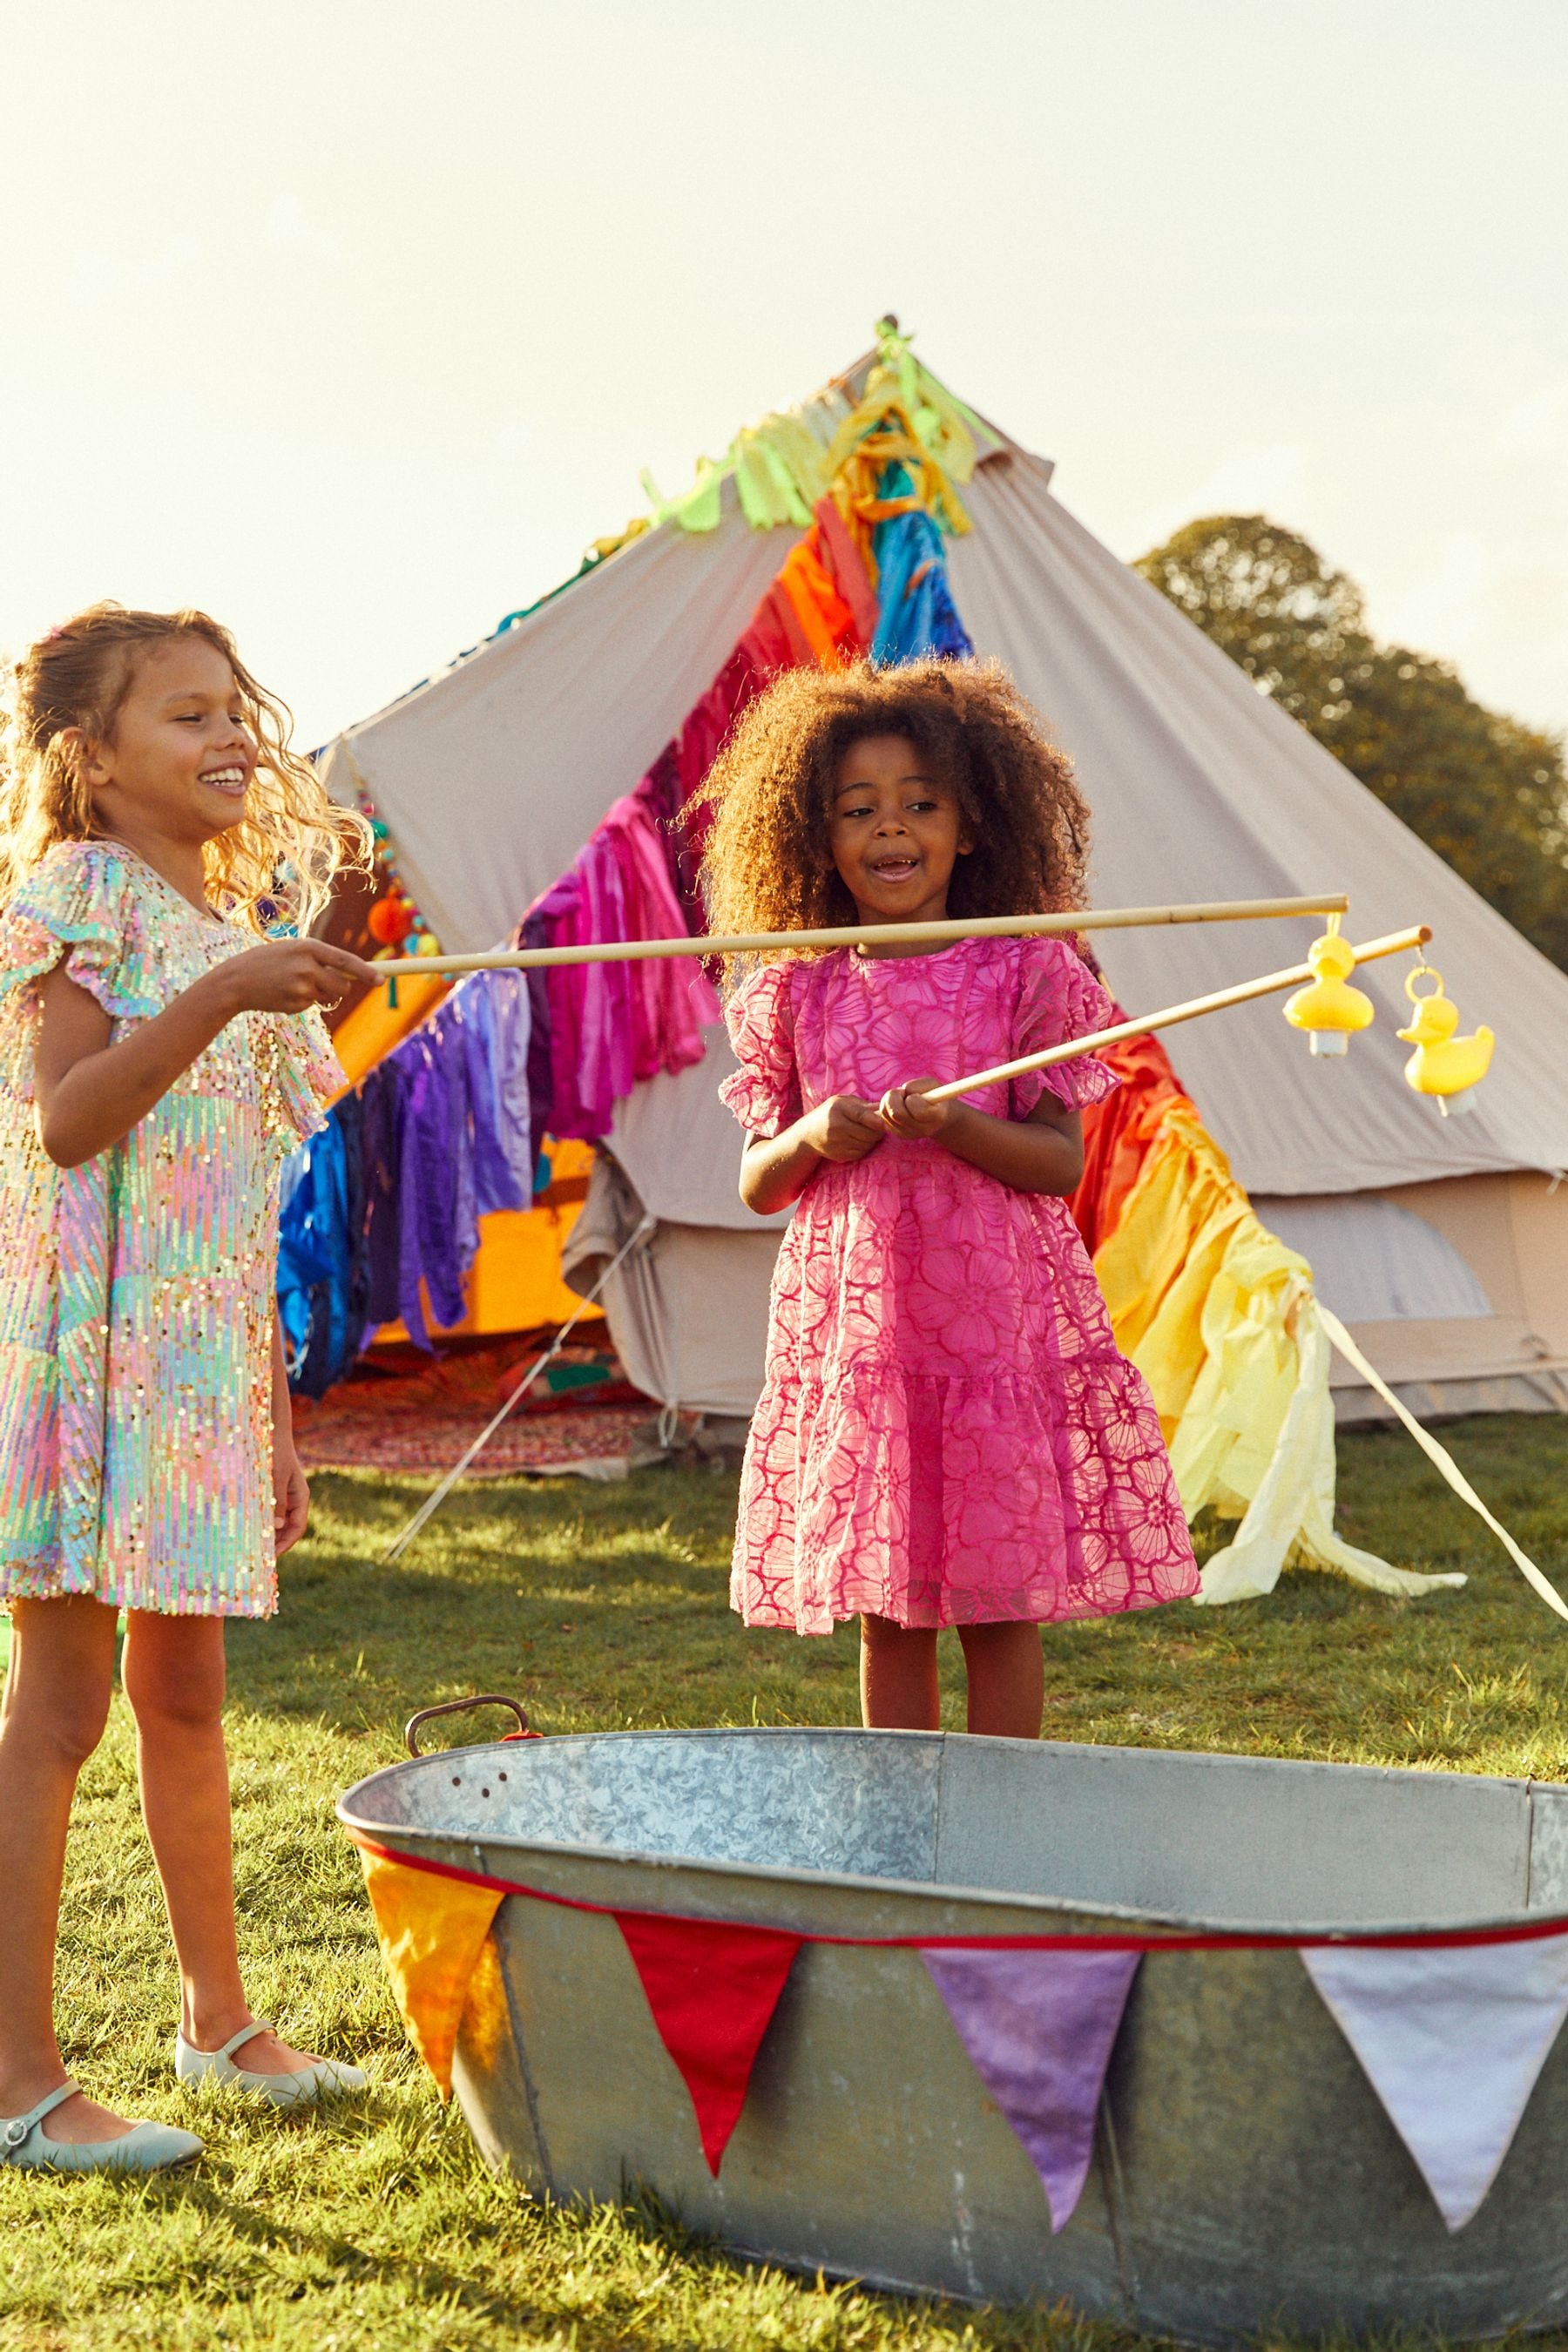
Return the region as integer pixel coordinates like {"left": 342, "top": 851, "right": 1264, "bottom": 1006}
{"left": 4, "top": 1, "right": 1564, "bottom": 754}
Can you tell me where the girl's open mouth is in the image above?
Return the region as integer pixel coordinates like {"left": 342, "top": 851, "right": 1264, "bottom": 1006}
{"left": 200, "top": 767, "right": 250, "bottom": 801}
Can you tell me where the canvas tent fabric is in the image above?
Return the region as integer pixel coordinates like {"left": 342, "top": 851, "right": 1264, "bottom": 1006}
{"left": 942, "top": 453, "right": 1568, "bottom": 1192}
{"left": 562, "top": 1149, "right": 781, "bottom": 1419}
{"left": 317, "top": 350, "right": 1568, "bottom": 1455}
{"left": 317, "top": 491, "right": 794, "bottom": 956}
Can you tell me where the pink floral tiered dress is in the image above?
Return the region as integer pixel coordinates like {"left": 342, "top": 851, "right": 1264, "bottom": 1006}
{"left": 721, "top": 936, "right": 1199, "bottom": 1634}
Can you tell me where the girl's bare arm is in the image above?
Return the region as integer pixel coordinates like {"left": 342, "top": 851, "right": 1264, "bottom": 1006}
{"left": 271, "top": 1310, "right": 310, "bottom": 1553}
{"left": 878, "top": 1080, "right": 1085, "bottom": 1196}
{"left": 33, "top": 938, "right": 373, "bottom": 1170}
{"left": 740, "top": 1095, "right": 886, "bottom": 1215}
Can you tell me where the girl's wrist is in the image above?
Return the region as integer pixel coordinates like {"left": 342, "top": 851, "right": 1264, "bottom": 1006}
{"left": 193, "top": 961, "right": 245, "bottom": 1024}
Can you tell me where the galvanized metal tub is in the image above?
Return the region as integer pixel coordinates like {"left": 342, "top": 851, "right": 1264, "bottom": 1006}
{"left": 339, "top": 1729, "right": 1568, "bottom": 2341}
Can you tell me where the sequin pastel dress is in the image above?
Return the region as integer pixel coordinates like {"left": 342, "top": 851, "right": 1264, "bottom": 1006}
{"left": 0, "top": 840, "right": 341, "bottom": 1618}
{"left": 720, "top": 936, "right": 1200, "bottom": 1633}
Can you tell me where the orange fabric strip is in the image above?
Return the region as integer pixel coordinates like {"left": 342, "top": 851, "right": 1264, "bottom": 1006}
{"left": 1070, "top": 1029, "right": 1191, "bottom": 1258}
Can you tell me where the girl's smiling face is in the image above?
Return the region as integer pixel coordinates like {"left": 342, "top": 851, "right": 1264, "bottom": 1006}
{"left": 828, "top": 732, "right": 972, "bottom": 942}
{"left": 78, "top": 636, "right": 258, "bottom": 853}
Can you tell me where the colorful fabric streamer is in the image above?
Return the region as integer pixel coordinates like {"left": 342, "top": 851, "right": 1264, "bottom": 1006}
{"left": 1073, "top": 1031, "right": 1458, "bottom": 1601}
{"left": 280, "top": 966, "right": 536, "bottom": 1373}
{"left": 281, "top": 480, "right": 882, "bottom": 1389}
{"left": 277, "top": 1092, "right": 368, "bottom": 1397}
{"left": 870, "top": 463, "right": 975, "bottom": 666}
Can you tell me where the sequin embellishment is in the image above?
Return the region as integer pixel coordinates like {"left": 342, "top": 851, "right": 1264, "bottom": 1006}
{"left": 0, "top": 840, "right": 341, "bottom": 1617}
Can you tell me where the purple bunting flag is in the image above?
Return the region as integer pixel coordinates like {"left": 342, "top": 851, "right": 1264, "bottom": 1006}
{"left": 923, "top": 1947, "right": 1139, "bottom": 2232}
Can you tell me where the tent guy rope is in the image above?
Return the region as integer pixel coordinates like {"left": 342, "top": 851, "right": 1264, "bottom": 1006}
{"left": 368, "top": 892, "right": 1350, "bottom": 979}
{"left": 1315, "top": 1307, "right": 1568, "bottom": 1623}
{"left": 381, "top": 1215, "right": 657, "bottom": 1564}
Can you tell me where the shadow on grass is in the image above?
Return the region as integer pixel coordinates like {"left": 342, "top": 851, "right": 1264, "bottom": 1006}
{"left": 227, "top": 1419, "right": 1568, "bottom": 1775}
{"left": 224, "top": 1463, "right": 852, "bottom": 1748}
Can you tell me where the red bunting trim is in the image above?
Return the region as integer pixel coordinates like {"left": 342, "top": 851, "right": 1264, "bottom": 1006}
{"left": 615, "top": 1911, "right": 801, "bottom": 2173}
{"left": 344, "top": 1831, "right": 1568, "bottom": 1954}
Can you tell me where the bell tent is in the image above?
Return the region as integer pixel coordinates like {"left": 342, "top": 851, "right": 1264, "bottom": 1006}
{"left": 295, "top": 328, "right": 1568, "bottom": 1602}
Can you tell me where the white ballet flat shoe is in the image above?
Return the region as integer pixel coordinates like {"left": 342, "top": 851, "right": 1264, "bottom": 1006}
{"left": 174, "top": 2020, "right": 366, "bottom": 2108}
{"left": 2, "top": 2078, "right": 203, "bottom": 2173}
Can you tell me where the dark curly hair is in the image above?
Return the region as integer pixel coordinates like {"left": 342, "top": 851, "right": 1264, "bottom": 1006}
{"left": 694, "top": 657, "right": 1090, "bottom": 961}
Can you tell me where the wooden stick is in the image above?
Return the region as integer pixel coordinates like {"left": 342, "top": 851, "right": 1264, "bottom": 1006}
{"left": 372, "top": 893, "right": 1349, "bottom": 978}
{"left": 923, "top": 926, "right": 1433, "bottom": 1104}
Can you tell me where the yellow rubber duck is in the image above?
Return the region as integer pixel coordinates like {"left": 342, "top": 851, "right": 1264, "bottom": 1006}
{"left": 1284, "top": 927, "right": 1375, "bottom": 1057}
{"left": 1397, "top": 967, "right": 1493, "bottom": 1115}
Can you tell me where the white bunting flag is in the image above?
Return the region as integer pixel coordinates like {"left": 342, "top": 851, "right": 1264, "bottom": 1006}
{"left": 1303, "top": 1938, "right": 1568, "bottom": 2231}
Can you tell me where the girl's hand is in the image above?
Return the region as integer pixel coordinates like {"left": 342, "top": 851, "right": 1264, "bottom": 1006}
{"left": 801, "top": 1094, "right": 887, "bottom": 1165}
{"left": 878, "top": 1076, "right": 951, "bottom": 1138}
{"left": 274, "top": 1448, "right": 310, "bottom": 1554}
{"left": 740, "top": 1094, "right": 883, "bottom": 1214}
{"left": 213, "top": 939, "right": 375, "bottom": 1018}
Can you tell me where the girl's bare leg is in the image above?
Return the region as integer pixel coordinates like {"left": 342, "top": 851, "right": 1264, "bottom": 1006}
{"left": 0, "top": 1596, "right": 135, "bottom": 2140}
{"left": 122, "top": 1612, "right": 321, "bottom": 2074}
{"left": 957, "top": 1620, "right": 1044, "bottom": 1738}
{"left": 859, "top": 1613, "right": 941, "bottom": 1729}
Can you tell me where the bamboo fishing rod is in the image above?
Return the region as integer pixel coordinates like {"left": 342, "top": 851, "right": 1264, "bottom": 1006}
{"left": 370, "top": 892, "right": 1349, "bottom": 980}
{"left": 922, "top": 925, "right": 1432, "bottom": 1105}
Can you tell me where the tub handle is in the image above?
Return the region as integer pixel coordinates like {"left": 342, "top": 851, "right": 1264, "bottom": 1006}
{"left": 404, "top": 1693, "right": 533, "bottom": 1758}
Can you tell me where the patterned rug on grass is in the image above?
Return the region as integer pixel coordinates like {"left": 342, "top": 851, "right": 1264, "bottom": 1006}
{"left": 291, "top": 1335, "right": 666, "bottom": 1480}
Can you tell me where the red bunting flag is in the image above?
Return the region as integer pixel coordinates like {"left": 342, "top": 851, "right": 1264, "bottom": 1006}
{"left": 614, "top": 1910, "right": 802, "bottom": 2173}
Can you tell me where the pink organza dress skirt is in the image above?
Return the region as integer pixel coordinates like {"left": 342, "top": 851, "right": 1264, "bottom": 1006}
{"left": 721, "top": 936, "right": 1199, "bottom": 1634}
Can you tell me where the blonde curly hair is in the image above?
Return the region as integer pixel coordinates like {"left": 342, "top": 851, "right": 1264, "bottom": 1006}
{"left": 694, "top": 656, "right": 1091, "bottom": 965}
{"left": 0, "top": 602, "right": 369, "bottom": 930}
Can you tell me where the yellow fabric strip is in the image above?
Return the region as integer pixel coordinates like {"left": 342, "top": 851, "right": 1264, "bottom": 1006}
{"left": 1092, "top": 1104, "right": 1464, "bottom": 1605}
{"left": 1317, "top": 1305, "right": 1568, "bottom": 1622}
{"left": 359, "top": 1848, "right": 504, "bottom": 2097}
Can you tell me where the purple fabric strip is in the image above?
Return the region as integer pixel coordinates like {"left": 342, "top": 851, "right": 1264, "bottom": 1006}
{"left": 359, "top": 1063, "right": 403, "bottom": 1334}
{"left": 516, "top": 910, "right": 555, "bottom": 1170}
{"left": 923, "top": 1947, "right": 1140, "bottom": 2233}
{"left": 463, "top": 970, "right": 532, "bottom": 1213}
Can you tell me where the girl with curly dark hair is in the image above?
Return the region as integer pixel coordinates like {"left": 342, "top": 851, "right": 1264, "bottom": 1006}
{"left": 702, "top": 657, "right": 1197, "bottom": 1738}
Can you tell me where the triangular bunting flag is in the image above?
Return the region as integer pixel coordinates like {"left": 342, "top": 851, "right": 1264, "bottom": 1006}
{"left": 615, "top": 1910, "right": 802, "bottom": 2174}
{"left": 357, "top": 1847, "right": 503, "bottom": 2099}
{"left": 923, "top": 1948, "right": 1139, "bottom": 2231}
{"left": 1303, "top": 1940, "right": 1568, "bottom": 2230}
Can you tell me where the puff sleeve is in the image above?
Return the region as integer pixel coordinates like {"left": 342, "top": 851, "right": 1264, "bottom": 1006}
{"left": 1010, "top": 938, "right": 1120, "bottom": 1118}
{"left": 266, "top": 1006, "right": 346, "bottom": 1146}
{"left": 0, "top": 841, "right": 164, "bottom": 1022}
{"left": 719, "top": 963, "right": 802, "bottom": 1137}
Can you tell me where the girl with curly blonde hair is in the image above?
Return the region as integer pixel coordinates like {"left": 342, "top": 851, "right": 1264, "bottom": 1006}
{"left": 705, "top": 657, "right": 1197, "bottom": 1738}
{"left": 0, "top": 605, "right": 375, "bottom": 2173}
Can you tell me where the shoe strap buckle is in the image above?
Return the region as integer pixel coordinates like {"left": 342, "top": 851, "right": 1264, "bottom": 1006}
{"left": 3, "top": 2120, "right": 27, "bottom": 2147}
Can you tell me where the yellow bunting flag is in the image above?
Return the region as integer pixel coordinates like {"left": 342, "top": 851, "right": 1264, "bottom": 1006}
{"left": 358, "top": 1847, "right": 504, "bottom": 2098}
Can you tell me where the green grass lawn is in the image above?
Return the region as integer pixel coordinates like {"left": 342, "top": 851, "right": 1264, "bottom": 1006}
{"left": 5, "top": 1414, "right": 1568, "bottom": 2349}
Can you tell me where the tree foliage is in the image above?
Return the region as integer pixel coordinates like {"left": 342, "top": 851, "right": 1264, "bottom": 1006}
{"left": 1136, "top": 516, "right": 1568, "bottom": 970}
